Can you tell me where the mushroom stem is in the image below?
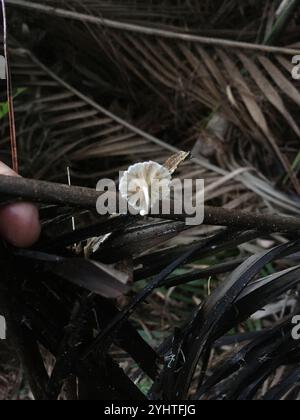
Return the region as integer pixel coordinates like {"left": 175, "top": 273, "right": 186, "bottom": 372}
{"left": 142, "top": 185, "right": 150, "bottom": 215}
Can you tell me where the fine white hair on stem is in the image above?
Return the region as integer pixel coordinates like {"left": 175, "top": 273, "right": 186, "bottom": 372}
{"left": 119, "top": 161, "right": 171, "bottom": 216}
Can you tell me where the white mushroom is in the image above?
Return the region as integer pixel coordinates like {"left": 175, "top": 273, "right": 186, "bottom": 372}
{"left": 119, "top": 161, "right": 171, "bottom": 216}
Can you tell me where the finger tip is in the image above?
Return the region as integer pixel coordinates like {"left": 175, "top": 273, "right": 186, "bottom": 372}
{"left": 0, "top": 203, "right": 41, "bottom": 248}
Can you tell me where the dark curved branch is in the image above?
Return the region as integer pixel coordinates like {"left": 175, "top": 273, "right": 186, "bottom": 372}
{"left": 0, "top": 174, "right": 300, "bottom": 233}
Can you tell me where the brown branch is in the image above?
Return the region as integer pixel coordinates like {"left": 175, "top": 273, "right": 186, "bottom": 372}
{"left": 0, "top": 174, "right": 300, "bottom": 233}
{"left": 0, "top": 175, "right": 99, "bottom": 208}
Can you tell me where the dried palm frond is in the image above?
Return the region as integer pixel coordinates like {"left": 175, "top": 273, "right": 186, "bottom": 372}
{"left": 7, "top": 0, "right": 268, "bottom": 35}
{"left": 5, "top": 0, "right": 300, "bottom": 214}
{"left": 2, "top": 43, "right": 252, "bottom": 212}
{"left": 2, "top": 46, "right": 169, "bottom": 181}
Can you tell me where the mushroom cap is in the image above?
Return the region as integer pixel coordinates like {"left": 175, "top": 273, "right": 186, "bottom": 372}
{"left": 119, "top": 161, "right": 171, "bottom": 216}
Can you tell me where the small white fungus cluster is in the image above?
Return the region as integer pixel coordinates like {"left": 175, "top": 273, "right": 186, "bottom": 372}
{"left": 119, "top": 161, "right": 171, "bottom": 216}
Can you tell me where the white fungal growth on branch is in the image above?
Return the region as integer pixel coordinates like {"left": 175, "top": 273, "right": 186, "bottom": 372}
{"left": 119, "top": 161, "right": 171, "bottom": 216}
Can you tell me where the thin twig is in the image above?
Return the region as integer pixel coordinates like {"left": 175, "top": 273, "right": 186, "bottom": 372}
{"left": 6, "top": 0, "right": 300, "bottom": 55}
{"left": 0, "top": 175, "right": 300, "bottom": 233}
{"left": 1, "top": 0, "right": 18, "bottom": 172}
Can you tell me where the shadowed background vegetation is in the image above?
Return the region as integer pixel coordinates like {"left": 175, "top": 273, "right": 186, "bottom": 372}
{"left": 0, "top": 0, "right": 300, "bottom": 400}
